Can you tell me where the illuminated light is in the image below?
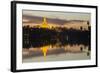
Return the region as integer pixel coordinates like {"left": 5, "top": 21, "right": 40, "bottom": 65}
{"left": 41, "top": 46, "right": 48, "bottom": 57}
{"left": 41, "top": 17, "right": 50, "bottom": 28}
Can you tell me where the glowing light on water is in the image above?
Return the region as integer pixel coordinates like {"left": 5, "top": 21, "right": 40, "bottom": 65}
{"left": 41, "top": 46, "right": 48, "bottom": 57}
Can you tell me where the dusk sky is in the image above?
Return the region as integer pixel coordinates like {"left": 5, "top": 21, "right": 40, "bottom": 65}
{"left": 23, "top": 10, "right": 91, "bottom": 21}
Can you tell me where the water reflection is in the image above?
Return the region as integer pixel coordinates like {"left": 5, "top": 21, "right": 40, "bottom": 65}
{"left": 22, "top": 44, "right": 90, "bottom": 61}
{"left": 41, "top": 46, "right": 48, "bottom": 57}
{"left": 22, "top": 24, "right": 91, "bottom": 62}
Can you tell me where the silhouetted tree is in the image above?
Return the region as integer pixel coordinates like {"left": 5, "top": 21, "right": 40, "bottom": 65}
{"left": 87, "top": 21, "right": 89, "bottom": 25}
{"left": 80, "top": 26, "right": 83, "bottom": 30}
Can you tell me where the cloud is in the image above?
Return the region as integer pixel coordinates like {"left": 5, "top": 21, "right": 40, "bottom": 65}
{"left": 23, "top": 10, "right": 90, "bottom": 21}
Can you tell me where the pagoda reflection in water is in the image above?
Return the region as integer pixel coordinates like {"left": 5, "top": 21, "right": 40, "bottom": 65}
{"left": 22, "top": 17, "right": 91, "bottom": 62}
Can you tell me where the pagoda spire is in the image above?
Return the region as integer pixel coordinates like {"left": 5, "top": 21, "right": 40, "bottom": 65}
{"left": 41, "top": 17, "right": 49, "bottom": 28}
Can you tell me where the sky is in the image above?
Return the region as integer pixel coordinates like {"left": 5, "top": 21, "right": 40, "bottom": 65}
{"left": 23, "top": 10, "right": 91, "bottom": 21}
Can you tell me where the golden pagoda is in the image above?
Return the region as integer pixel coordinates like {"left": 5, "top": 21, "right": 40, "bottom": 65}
{"left": 41, "top": 17, "right": 49, "bottom": 28}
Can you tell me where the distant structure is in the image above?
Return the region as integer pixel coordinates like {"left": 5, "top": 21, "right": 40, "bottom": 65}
{"left": 64, "top": 20, "right": 90, "bottom": 30}
{"left": 41, "top": 17, "right": 50, "bottom": 28}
